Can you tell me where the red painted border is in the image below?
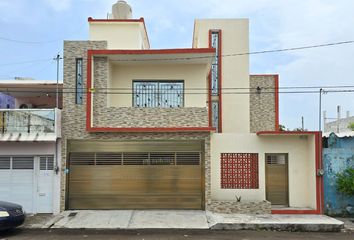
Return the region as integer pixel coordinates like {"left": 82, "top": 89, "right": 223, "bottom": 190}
{"left": 274, "top": 75, "right": 279, "bottom": 131}
{"left": 208, "top": 29, "right": 222, "bottom": 132}
{"left": 86, "top": 49, "right": 216, "bottom": 133}
{"left": 87, "top": 48, "right": 215, "bottom": 56}
{"left": 88, "top": 17, "right": 150, "bottom": 48}
{"left": 258, "top": 131, "right": 323, "bottom": 214}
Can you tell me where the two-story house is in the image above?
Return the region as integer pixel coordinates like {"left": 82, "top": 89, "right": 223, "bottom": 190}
{"left": 62, "top": 1, "right": 323, "bottom": 214}
{"left": 0, "top": 79, "right": 62, "bottom": 214}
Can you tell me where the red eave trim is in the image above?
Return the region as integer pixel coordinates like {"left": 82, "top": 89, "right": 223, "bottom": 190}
{"left": 87, "top": 48, "right": 215, "bottom": 56}
{"left": 272, "top": 209, "right": 320, "bottom": 214}
{"left": 88, "top": 127, "right": 216, "bottom": 133}
{"left": 257, "top": 131, "right": 321, "bottom": 135}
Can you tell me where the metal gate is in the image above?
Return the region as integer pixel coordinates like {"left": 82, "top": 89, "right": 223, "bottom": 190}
{"left": 67, "top": 141, "right": 204, "bottom": 210}
{"left": 265, "top": 153, "right": 289, "bottom": 206}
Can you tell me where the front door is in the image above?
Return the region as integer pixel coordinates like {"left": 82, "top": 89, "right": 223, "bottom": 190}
{"left": 265, "top": 154, "right": 289, "bottom": 206}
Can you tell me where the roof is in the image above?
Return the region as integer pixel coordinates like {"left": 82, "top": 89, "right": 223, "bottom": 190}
{"left": 323, "top": 131, "right": 354, "bottom": 138}
{"left": 0, "top": 80, "right": 62, "bottom": 85}
{"left": 0, "top": 80, "right": 63, "bottom": 98}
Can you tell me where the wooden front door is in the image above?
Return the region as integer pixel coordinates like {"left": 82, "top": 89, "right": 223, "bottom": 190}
{"left": 265, "top": 154, "right": 289, "bottom": 206}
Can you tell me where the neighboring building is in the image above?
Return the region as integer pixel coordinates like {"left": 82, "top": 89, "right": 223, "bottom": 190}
{"left": 0, "top": 93, "right": 15, "bottom": 109}
{"left": 323, "top": 132, "right": 354, "bottom": 216}
{"left": 324, "top": 106, "right": 354, "bottom": 133}
{"left": 61, "top": 1, "right": 323, "bottom": 214}
{"left": 0, "top": 79, "right": 62, "bottom": 214}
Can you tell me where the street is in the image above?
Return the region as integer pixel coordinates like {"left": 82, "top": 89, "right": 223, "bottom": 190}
{"left": 0, "top": 229, "right": 353, "bottom": 240}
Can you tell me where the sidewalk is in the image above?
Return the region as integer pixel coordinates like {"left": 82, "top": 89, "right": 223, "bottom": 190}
{"left": 22, "top": 210, "right": 344, "bottom": 232}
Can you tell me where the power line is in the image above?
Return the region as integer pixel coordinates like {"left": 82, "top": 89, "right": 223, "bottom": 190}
{"left": 0, "top": 89, "right": 354, "bottom": 95}
{"left": 61, "top": 40, "right": 354, "bottom": 62}
{"left": 0, "top": 58, "right": 52, "bottom": 67}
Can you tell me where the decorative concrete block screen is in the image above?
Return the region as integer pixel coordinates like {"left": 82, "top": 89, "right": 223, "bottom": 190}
{"left": 221, "top": 153, "right": 259, "bottom": 189}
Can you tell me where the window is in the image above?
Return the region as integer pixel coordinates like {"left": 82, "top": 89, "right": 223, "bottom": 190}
{"left": 133, "top": 81, "right": 184, "bottom": 108}
{"left": 211, "top": 101, "right": 219, "bottom": 132}
{"left": 210, "top": 31, "right": 220, "bottom": 96}
{"left": 221, "top": 153, "right": 259, "bottom": 189}
{"left": 75, "top": 58, "right": 83, "bottom": 104}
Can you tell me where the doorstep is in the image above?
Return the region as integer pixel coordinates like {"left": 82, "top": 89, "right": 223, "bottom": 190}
{"left": 22, "top": 210, "right": 344, "bottom": 232}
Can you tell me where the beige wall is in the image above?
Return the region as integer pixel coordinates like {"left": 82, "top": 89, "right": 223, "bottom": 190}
{"left": 108, "top": 63, "right": 209, "bottom": 107}
{"left": 193, "top": 19, "right": 250, "bottom": 133}
{"left": 210, "top": 133, "right": 317, "bottom": 209}
{"left": 89, "top": 22, "right": 148, "bottom": 50}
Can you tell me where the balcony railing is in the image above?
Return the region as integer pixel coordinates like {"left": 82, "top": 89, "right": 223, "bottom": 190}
{"left": 0, "top": 109, "right": 57, "bottom": 134}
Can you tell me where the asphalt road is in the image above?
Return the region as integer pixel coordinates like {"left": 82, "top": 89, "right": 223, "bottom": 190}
{"left": 0, "top": 229, "right": 353, "bottom": 240}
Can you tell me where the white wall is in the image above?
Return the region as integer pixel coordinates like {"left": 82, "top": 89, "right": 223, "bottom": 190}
{"left": 108, "top": 63, "right": 209, "bottom": 107}
{"left": 0, "top": 141, "right": 61, "bottom": 214}
{"left": 211, "top": 133, "right": 317, "bottom": 209}
{"left": 194, "top": 19, "right": 250, "bottom": 133}
{"left": 89, "top": 22, "right": 149, "bottom": 50}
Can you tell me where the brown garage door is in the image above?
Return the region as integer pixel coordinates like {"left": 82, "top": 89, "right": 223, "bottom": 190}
{"left": 67, "top": 141, "right": 204, "bottom": 210}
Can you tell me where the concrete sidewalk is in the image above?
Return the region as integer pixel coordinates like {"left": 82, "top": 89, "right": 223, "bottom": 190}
{"left": 23, "top": 210, "right": 344, "bottom": 232}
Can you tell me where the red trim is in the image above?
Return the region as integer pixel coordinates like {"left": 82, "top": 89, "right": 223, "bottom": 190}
{"left": 86, "top": 49, "right": 215, "bottom": 133}
{"left": 88, "top": 127, "right": 216, "bottom": 133}
{"left": 208, "top": 30, "right": 212, "bottom": 127}
{"left": 88, "top": 17, "right": 150, "bottom": 49}
{"left": 208, "top": 30, "right": 222, "bottom": 132}
{"left": 274, "top": 75, "right": 279, "bottom": 131}
{"left": 218, "top": 30, "right": 223, "bottom": 133}
{"left": 257, "top": 131, "right": 323, "bottom": 214}
{"left": 87, "top": 48, "right": 215, "bottom": 56}
{"left": 88, "top": 17, "right": 144, "bottom": 23}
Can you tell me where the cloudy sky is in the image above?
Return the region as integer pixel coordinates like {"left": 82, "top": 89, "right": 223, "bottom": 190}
{"left": 1, "top": 0, "right": 354, "bottom": 130}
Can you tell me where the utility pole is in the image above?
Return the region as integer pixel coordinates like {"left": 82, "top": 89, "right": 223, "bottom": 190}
{"left": 54, "top": 54, "right": 62, "bottom": 108}
{"left": 301, "top": 116, "right": 304, "bottom": 130}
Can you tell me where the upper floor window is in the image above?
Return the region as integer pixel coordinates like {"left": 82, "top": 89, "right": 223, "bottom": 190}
{"left": 211, "top": 31, "right": 220, "bottom": 96}
{"left": 133, "top": 81, "right": 184, "bottom": 108}
{"left": 75, "top": 58, "right": 83, "bottom": 104}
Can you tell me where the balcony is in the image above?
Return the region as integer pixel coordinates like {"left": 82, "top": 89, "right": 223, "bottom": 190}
{"left": 0, "top": 109, "right": 61, "bottom": 141}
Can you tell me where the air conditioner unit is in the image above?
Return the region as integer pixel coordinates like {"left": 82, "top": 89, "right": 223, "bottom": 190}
{"left": 19, "top": 103, "right": 33, "bottom": 109}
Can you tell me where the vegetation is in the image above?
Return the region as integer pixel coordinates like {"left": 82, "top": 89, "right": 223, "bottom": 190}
{"left": 348, "top": 122, "right": 354, "bottom": 131}
{"left": 336, "top": 168, "right": 354, "bottom": 196}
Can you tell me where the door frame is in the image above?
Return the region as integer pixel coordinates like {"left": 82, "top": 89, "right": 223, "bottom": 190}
{"left": 265, "top": 153, "right": 289, "bottom": 206}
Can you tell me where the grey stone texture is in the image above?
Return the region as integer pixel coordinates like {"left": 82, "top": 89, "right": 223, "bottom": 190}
{"left": 208, "top": 200, "right": 271, "bottom": 214}
{"left": 92, "top": 56, "right": 208, "bottom": 128}
{"left": 250, "top": 75, "right": 277, "bottom": 133}
{"left": 62, "top": 41, "right": 211, "bottom": 212}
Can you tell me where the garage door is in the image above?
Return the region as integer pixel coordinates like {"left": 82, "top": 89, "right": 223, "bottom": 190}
{"left": 0, "top": 156, "right": 34, "bottom": 212}
{"left": 67, "top": 141, "right": 204, "bottom": 210}
{"left": 0, "top": 156, "right": 54, "bottom": 213}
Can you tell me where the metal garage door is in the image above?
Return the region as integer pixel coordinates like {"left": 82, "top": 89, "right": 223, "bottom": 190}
{"left": 67, "top": 141, "right": 204, "bottom": 210}
{"left": 0, "top": 156, "right": 54, "bottom": 213}
{"left": 0, "top": 156, "right": 34, "bottom": 212}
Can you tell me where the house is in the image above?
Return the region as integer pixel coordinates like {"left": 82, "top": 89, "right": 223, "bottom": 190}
{"left": 0, "top": 79, "right": 62, "bottom": 214}
{"left": 324, "top": 106, "right": 354, "bottom": 133}
{"left": 323, "top": 132, "right": 354, "bottom": 216}
{"left": 61, "top": 1, "right": 323, "bottom": 214}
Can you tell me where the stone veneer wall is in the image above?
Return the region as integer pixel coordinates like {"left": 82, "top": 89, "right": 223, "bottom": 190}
{"left": 208, "top": 200, "right": 271, "bottom": 214}
{"left": 92, "top": 57, "right": 209, "bottom": 128}
{"left": 62, "top": 41, "right": 211, "bottom": 211}
{"left": 250, "top": 75, "right": 277, "bottom": 133}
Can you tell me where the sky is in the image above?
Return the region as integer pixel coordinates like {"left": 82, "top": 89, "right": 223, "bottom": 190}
{"left": 0, "top": 0, "right": 354, "bottom": 131}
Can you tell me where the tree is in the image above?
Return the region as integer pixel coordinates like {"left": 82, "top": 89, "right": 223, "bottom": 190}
{"left": 348, "top": 122, "right": 354, "bottom": 131}
{"left": 336, "top": 168, "right": 354, "bottom": 196}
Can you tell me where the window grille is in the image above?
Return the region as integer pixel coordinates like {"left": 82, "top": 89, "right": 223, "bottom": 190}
{"left": 221, "top": 153, "right": 259, "bottom": 189}
{"left": 133, "top": 81, "right": 184, "bottom": 108}
{"left": 211, "top": 31, "right": 220, "bottom": 96}
{"left": 75, "top": 58, "right": 83, "bottom": 104}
